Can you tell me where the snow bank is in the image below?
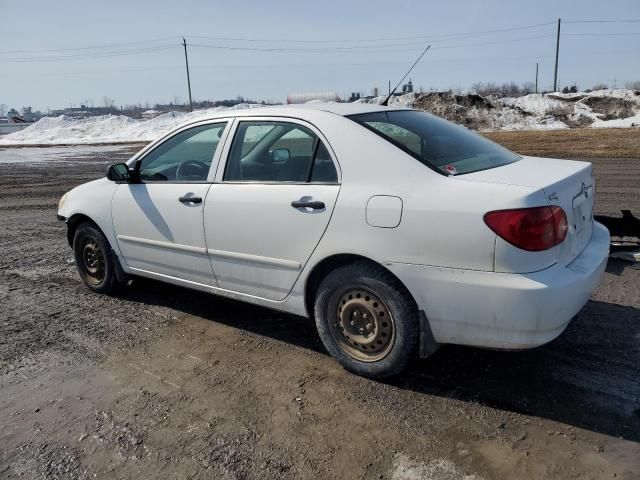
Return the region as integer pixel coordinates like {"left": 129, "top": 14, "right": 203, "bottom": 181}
{"left": 360, "top": 88, "right": 640, "bottom": 131}
{"left": 1, "top": 89, "right": 638, "bottom": 146}
{"left": 0, "top": 104, "right": 261, "bottom": 146}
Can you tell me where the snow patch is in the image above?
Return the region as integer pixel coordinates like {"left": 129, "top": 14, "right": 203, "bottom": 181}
{"left": 391, "top": 454, "right": 481, "bottom": 480}
{"left": 0, "top": 104, "right": 261, "bottom": 146}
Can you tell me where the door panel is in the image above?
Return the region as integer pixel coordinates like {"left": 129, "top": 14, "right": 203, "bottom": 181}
{"left": 204, "top": 184, "right": 339, "bottom": 300}
{"left": 112, "top": 121, "right": 230, "bottom": 286}
{"left": 113, "top": 184, "right": 215, "bottom": 285}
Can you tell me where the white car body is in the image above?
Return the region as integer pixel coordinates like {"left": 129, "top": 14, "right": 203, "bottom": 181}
{"left": 58, "top": 103, "right": 610, "bottom": 354}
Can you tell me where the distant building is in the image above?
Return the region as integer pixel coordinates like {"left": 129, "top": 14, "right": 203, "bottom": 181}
{"left": 287, "top": 92, "right": 340, "bottom": 104}
{"left": 141, "top": 109, "right": 161, "bottom": 120}
{"left": 7, "top": 108, "right": 21, "bottom": 122}
{"left": 401, "top": 79, "right": 414, "bottom": 94}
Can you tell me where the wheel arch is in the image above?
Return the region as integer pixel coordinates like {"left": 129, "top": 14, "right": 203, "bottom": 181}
{"left": 303, "top": 253, "right": 418, "bottom": 318}
{"left": 304, "top": 253, "right": 438, "bottom": 360}
{"left": 66, "top": 213, "right": 100, "bottom": 247}
{"left": 66, "top": 213, "right": 128, "bottom": 283}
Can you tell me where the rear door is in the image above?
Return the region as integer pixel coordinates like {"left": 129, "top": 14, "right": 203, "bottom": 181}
{"left": 112, "top": 120, "right": 230, "bottom": 286}
{"left": 203, "top": 118, "right": 340, "bottom": 300}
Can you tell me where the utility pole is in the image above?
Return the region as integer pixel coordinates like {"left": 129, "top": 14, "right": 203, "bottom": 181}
{"left": 535, "top": 62, "right": 539, "bottom": 93}
{"left": 182, "top": 37, "right": 193, "bottom": 112}
{"left": 553, "top": 18, "right": 561, "bottom": 92}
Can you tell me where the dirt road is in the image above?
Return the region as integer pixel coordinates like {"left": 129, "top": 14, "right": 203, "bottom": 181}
{"left": 0, "top": 141, "right": 639, "bottom": 479}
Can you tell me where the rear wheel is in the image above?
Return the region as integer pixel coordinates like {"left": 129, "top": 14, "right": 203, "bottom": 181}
{"left": 73, "top": 223, "right": 120, "bottom": 294}
{"left": 314, "top": 262, "right": 419, "bottom": 378}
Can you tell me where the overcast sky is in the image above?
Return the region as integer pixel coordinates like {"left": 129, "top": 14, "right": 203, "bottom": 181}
{"left": 1, "top": 0, "right": 639, "bottom": 111}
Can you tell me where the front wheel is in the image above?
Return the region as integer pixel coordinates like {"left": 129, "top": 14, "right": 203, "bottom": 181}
{"left": 314, "top": 262, "right": 419, "bottom": 379}
{"left": 73, "top": 222, "right": 120, "bottom": 294}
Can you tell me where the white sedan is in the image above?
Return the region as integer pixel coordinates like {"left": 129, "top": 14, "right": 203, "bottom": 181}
{"left": 57, "top": 103, "right": 610, "bottom": 378}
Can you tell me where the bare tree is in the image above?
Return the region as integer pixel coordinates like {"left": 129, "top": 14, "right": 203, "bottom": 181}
{"left": 471, "top": 82, "right": 485, "bottom": 94}
{"left": 625, "top": 80, "right": 640, "bottom": 90}
{"left": 102, "top": 96, "right": 115, "bottom": 109}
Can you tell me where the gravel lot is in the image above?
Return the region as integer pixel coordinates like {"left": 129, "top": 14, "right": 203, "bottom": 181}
{"left": 0, "top": 137, "right": 639, "bottom": 479}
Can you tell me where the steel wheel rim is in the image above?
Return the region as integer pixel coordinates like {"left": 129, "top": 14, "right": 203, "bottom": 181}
{"left": 80, "top": 238, "right": 105, "bottom": 285}
{"left": 330, "top": 288, "right": 395, "bottom": 362}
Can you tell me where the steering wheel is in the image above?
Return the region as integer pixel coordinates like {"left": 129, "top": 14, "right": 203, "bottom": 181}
{"left": 175, "top": 160, "right": 208, "bottom": 181}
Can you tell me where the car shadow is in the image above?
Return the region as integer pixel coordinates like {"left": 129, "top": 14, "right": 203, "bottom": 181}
{"left": 116, "top": 279, "right": 640, "bottom": 443}
{"left": 393, "top": 299, "right": 640, "bottom": 443}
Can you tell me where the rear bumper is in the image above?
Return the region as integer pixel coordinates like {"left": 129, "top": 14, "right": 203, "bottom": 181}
{"left": 387, "top": 222, "right": 610, "bottom": 350}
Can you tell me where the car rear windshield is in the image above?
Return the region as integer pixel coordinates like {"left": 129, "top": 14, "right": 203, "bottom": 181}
{"left": 348, "top": 110, "right": 520, "bottom": 175}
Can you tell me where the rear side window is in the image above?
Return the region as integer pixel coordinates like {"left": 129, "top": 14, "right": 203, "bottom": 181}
{"left": 348, "top": 111, "right": 520, "bottom": 175}
{"left": 311, "top": 142, "right": 338, "bottom": 183}
{"left": 224, "top": 121, "right": 338, "bottom": 183}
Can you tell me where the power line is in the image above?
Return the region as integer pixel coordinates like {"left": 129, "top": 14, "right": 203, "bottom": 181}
{"left": 564, "top": 32, "right": 640, "bottom": 36}
{"left": 0, "top": 31, "right": 555, "bottom": 63}
{"left": 431, "top": 34, "right": 554, "bottom": 50}
{"left": 22, "top": 47, "right": 637, "bottom": 77}
{"left": 0, "top": 45, "right": 177, "bottom": 63}
{"left": 0, "top": 37, "right": 179, "bottom": 55}
{"left": 189, "top": 34, "right": 553, "bottom": 54}
{"left": 0, "top": 21, "right": 556, "bottom": 57}
{"left": 0, "top": 28, "right": 555, "bottom": 62}
{"left": 565, "top": 19, "right": 640, "bottom": 23}
{"left": 187, "top": 22, "right": 556, "bottom": 44}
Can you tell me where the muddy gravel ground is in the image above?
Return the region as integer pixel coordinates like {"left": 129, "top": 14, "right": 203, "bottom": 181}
{"left": 0, "top": 143, "right": 639, "bottom": 480}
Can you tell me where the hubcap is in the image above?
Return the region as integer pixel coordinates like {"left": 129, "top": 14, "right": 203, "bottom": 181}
{"left": 331, "top": 288, "right": 395, "bottom": 362}
{"left": 80, "top": 239, "right": 104, "bottom": 285}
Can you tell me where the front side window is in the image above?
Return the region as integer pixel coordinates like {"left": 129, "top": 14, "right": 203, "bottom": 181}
{"left": 348, "top": 111, "right": 520, "bottom": 175}
{"left": 138, "top": 122, "right": 227, "bottom": 182}
{"left": 224, "top": 121, "right": 337, "bottom": 183}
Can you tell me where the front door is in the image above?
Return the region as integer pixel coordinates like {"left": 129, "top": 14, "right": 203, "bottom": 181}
{"left": 204, "top": 119, "right": 340, "bottom": 300}
{"left": 113, "top": 121, "right": 229, "bottom": 286}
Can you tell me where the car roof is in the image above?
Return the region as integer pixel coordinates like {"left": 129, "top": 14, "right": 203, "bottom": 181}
{"left": 192, "top": 102, "right": 410, "bottom": 121}
{"left": 285, "top": 102, "right": 408, "bottom": 116}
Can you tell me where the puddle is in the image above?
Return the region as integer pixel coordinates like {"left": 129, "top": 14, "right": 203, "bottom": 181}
{"left": 0, "top": 145, "right": 140, "bottom": 166}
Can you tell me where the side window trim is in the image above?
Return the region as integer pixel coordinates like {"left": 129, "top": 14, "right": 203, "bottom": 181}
{"left": 129, "top": 119, "right": 232, "bottom": 184}
{"left": 306, "top": 137, "right": 320, "bottom": 183}
{"left": 208, "top": 117, "right": 236, "bottom": 182}
{"left": 215, "top": 116, "right": 341, "bottom": 185}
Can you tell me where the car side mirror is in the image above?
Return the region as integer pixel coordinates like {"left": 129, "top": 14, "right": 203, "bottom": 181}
{"left": 107, "top": 162, "right": 131, "bottom": 182}
{"left": 270, "top": 148, "right": 291, "bottom": 162}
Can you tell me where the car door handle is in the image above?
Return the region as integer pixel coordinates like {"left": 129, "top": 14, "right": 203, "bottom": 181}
{"left": 178, "top": 195, "right": 202, "bottom": 204}
{"left": 291, "top": 200, "right": 325, "bottom": 210}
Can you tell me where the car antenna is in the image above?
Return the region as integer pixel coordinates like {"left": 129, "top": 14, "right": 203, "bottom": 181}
{"left": 381, "top": 44, "right": 431, "bottom": 106}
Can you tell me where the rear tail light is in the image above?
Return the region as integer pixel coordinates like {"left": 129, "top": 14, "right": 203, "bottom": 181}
{"left": 484, "top": 206, "right": 568, "bottom": 251}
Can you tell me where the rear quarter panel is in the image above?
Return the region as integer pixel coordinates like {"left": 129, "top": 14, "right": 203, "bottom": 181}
{"left": 298, "top": 115, "right": 541, "bottom": 271}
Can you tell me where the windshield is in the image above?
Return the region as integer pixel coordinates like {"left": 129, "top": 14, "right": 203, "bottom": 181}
{"left": 348, "top": 110, "right": 520, "bottom": 175}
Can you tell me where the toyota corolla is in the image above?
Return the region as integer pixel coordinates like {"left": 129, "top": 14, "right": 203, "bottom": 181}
{"left": 57, "top": 103, "right": 610, "bottom": 378}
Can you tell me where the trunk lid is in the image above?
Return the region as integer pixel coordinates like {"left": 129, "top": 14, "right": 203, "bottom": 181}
{"left": 460, "top": 156, "right": 595, "bottom": 265}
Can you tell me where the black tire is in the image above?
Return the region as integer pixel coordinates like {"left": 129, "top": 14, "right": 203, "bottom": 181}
{"left": 314, "top": 261, "right": 419, "bottom": 379}
{"left": 72, "top": 222, "right": 120, "bottom": 294}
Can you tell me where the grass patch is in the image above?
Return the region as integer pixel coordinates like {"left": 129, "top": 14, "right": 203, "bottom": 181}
{"left": 483, "top": 128, "right": 640, "bottom": 159}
